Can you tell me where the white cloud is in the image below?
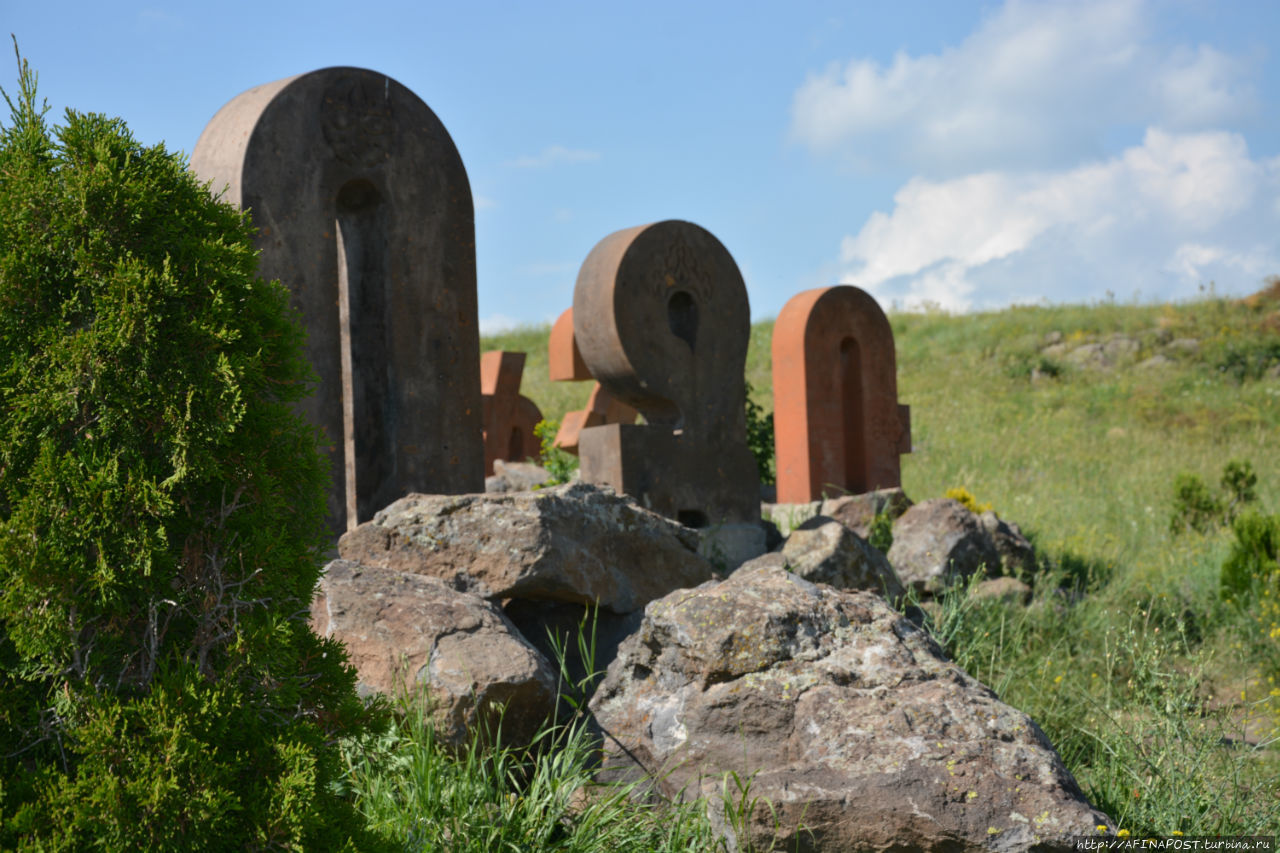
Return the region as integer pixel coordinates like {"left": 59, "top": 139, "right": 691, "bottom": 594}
{"left": 506, "top": 145, "right": 601, "bottom": 169}
{"left": 473, "top": 193, "right": 497, "bottom": 211}
{"left": 841, "top": 129, "right": 1280, "bottom": 311}
{"left": 790, "top": 0, "right": 1257, "bottom": 175}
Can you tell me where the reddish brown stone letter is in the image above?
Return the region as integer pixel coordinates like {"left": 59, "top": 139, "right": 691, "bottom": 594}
{"left": 772, "top": 285, "right": 911, "bottom": 503}
{"left": 546, "top": 308, "right": 637, "bottom": 454}
{"left": 480, "top": 351, "right": 544, "bottom": 475}
{"left": 572, "top": 221, "right": 759, "bottom": 526}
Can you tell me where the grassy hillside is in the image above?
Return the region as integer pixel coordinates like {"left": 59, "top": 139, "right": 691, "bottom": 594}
{"left": 475, "top": 287, "right": 1280, "bottom": 836}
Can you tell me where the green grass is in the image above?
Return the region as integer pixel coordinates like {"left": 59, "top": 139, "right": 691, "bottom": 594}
{"left": 343, "top": 702, "right": 726, "bottom": 852}
{"left": 405, "top": 289, "right": 1280, "bottom": 842}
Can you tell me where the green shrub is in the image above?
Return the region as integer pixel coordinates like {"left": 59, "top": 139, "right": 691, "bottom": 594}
{"left": 1211, "top": 337, "right": 1280, "bottom": 383}
{"left": 1169, "top": 459, "right": 1258, "bottom": 534}
{"left": 1220, "top": 459, "right": 1258, "bottom": 516}
{"left": 744, "top": 380, "right": 775, "bottom": 485}
{"left": 534, "top": 418, "right": 579, "bottom": 486}
{"left": 1220, "top": 511, "right": 1280, "bottom": 601}
{"left": 0, "top": 51, "right": 379, "bottom": 849}
{"left": 1169, "top": 473, "right": 1223, "bottom": 534}
{"left": 1005, "top": 350, "right": 1064, "bottom": 381}
{"left": 867, "top": 508, "right": 893, "bottom": 555}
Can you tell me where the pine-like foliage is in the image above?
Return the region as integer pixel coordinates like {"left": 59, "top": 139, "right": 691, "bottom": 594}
{"left": 0, "top": 49, "right": 381, "bottom": 850}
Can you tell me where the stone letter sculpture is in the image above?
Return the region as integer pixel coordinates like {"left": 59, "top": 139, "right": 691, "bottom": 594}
{"left": 771, "top": 285, "right": 911, "bottom": 503}
{"left": 190, "top": 67, "right": 484, "bottom": 534}
{"left": 572, "top": 221, "right": 759, "bottom": 526}
{"left": 547, "top": 308, "right": 637, "bottom": 454}
{"left": 480, "top": 351, "right": 543, "bottom": 475}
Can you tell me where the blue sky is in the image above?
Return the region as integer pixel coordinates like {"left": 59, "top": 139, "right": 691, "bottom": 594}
{"left": 7, "top": 0, "right": 1280, "bottom": 330}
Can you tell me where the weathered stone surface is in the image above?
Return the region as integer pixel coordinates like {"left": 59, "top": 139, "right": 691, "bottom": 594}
{"left": 1064, "top": 342, "right": 1111, "bottom": 370}
{"left": 764, "top": 487, "right": 911, "bottom": 540}
{"left": 761, "top": 499, "right": 823, "bottom": 539}
{"left": 338, "top": 482, "right": 714, "bottom": 613}
{"left": 887, "top": 498, "right": 1001, "bottom": 595}
{"left": 979, "top": 511, "right": 1037, "bottom": 576}
{"left": 1102, "top": 335, "right": 1139, "bottom": 362}
{"left": 820, "top": 487, "right": 913, "bottom": 538}
{"left": 312, "top": 559, "right": 556, "bottom": 748}
{"left": 697, "top": 522, "right": 768, "bottom": 572}
{"left": 484, "top": 459, "right": 551, "bottom": 493}
{"left": 1136, "top": 354, "right": 1174, "bottom": 370}
{"left": 590, "top": 563, "right": 1111, "bottom": 851}
{"left": 972, "top": 576, "right": 1033, "bottom": 606}
{"left": 772, "top": 285, "right": 912, "bottom": 502}
{"left": 480, "top": 351, "right": 543, "bottom": 476}
{"left": 191, "top": 67, "right": 484, "bottom": 535}
{"left": 779, "top": 517, "right": 904, "bottom": 600}
{"left": 573, "top": 220, "right": 760, "bottom": 527}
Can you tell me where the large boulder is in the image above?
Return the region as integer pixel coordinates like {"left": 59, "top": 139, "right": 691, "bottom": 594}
{"left": 888, "top": 498, "right": 1001, "bottom": 595}
{"left": 338, "top": 482, "right": 714, "bottom": 614}
{"left": 978, "top": 510, "right": 1037, "bottom": 576}
{"left": 590, "top": 563, "right": 1110, "bottom": 851}
{"left": 779, "top": 517, "right": 905, "bottom": 601}
{"left": 312, "top": 559, "right": 557, "bottom": 749}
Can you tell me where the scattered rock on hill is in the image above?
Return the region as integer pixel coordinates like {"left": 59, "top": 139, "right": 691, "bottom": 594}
{"left": 312, "top": 559, "right": 557, "bottom": 748}
{"left": 1102, "top": 335, "right": 1139, "bottom": 362}
{"left": 1064, "top": 342, "right": 1111, "bottom": 370}
{"left": 1137, "top": 354, "right": 1173, "bottom": 370}
{"left": 763, "top": 487, "right": 911, "bottom": 539}
{"left": 820, "top": 487, "right": 913, "bottom": 538}
{"left": 887, "top": 498, "right": 1002, "bottom": 595}
{"left": 979, "top": 510, "right": 1037, "bottom": 575}
{"left": 484, "top": 459, "right": 551, "bottom": 493}
{"left": 779, "top": 516, "right": 904, "bottom": 600}
{"left": 337, "top": 482, "right": 715, "bottom": 614}
{"left": 973, "top": 576, "right": 1034, "bottom": 606}
{"left": 590, "top": 562, "right": 1112, "bottom": 851}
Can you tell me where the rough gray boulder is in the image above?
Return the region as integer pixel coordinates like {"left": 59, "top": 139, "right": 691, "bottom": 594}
{"left": 763, "top": 487, "right": 911, "bottom": 539}
{"left": 888, "top": 498, "right": 1001, "bottom": 595}
{"left": 973, "top": 576, "right": 1034, "bottom": 606}
{"left": 780, "top": 516, "right": 905, "bottom": 600}
{"left": 819, "top": 487, "right": 913, "bottom": 538}
{"left": 338, "top": 482, "right": 714, "bottom": 613}
{"left": 590, "top": 563, "right": 1111, "bottom": 851}
{"left": 312, "top": 559, "right": 557, "bottom": 749}
{"left": 978, "top": 510, "right": 1037, "bottom": 576}
{"left": 484, "top": 459, "right": 551, "bottom": 493}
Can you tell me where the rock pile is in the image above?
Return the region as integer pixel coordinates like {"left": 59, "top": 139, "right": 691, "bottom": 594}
{"left": 313, "top": 482, "right": 717, "bottom": 745}
{"left": 311, "top": 479, "right": 1107, "bottom": 848}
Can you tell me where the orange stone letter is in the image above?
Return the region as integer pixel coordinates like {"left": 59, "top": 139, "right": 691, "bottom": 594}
{"left": 546, "top": 308, "right": 637, "bottom": 454}
{"left": 772, "top": 285, "right": 911, "bottom": 503}
{"left": 480, "top": 351, "right": 544, "bottom": 476}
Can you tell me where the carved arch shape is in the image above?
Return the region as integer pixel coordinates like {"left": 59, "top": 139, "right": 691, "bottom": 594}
{"left": 772, "top": 285, "right": 911, "bottom": 503}
{"left": 191, "top": 67, "right": 484, "bottom": 534}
